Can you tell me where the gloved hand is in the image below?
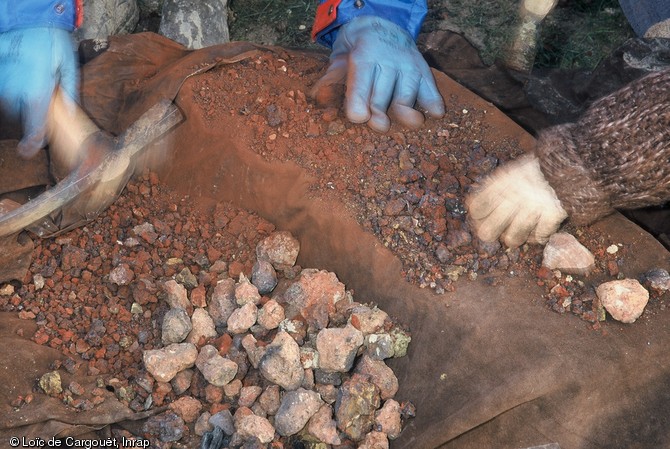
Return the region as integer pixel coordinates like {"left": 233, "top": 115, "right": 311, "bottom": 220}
{"left": 0, "top": 27, "right": 78, "bottom": 158}
{"left": 311, "top": 15, "right": 445, "bottom": 133}
{"left": 466, "top": 154, "right": 568, "bottom": 248}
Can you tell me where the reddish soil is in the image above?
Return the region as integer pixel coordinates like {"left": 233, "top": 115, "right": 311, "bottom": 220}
{"left": 185, "top": 49, "right": 636, "bottom": 323}
{"left": 2, "top": 173, "right": 275, "bottom": 406}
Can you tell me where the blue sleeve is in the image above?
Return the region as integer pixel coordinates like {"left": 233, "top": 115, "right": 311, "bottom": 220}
{"left": 0, "top": 0, "right": 77, "bottom": 33}
{"left": 618, "top": 0, "right": 670, "bottom": 36}
{"left": 315, "top": 0, "right": 428, "bottom": 48}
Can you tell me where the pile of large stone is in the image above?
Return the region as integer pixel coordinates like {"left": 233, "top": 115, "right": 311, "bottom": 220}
{"left": 75, "top": 0, "right": 230, "bottom": 49}
{"left": 142, "top": 231, "right": 413, "bottom": 447}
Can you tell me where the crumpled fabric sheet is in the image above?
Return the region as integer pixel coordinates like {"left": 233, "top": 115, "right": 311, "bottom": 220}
{"left": 1, "top": 32, "right": 670, "bottom": 449}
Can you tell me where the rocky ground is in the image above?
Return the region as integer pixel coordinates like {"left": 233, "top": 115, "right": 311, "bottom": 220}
{"left": 3, "top": 173, "right": 414, "bottom": 448}
{"left": 0, "top": 1, "right": 662, "bottom": 447}
{"left": 4, "top": 43, "right": 669, "bottom": 447}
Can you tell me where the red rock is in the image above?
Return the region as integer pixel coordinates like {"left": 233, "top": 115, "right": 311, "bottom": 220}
{"left": 209, "top": 403, "right": 230, "bottom": 415}
{"left": 229, "top": 261, "right": 245, "bottom": 278}
{"left": 18, "top": 311, "right": 35, "bottom": 320}
{"left": 190, "top": 285, "right": 207, "bottom": 308}
{"left": 34, "top": 331, "right": 49, "bottom": 345}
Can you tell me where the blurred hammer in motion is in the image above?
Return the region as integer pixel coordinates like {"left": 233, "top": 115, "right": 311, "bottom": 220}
{"left": 0, "top": 87, "right": 183, "bottom": 238}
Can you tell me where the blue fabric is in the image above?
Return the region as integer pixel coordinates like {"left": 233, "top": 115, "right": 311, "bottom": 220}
{"left": 0, "top": 0, "right": 77, "bottom": 33}
{"left": 0, "top": 27, "right": 78, "bottom": 157}
{"left": 618, "top": 0, "right": 670, "bottom": 36}
{"left": 315, "top": 0, "right": 427, "bottom": 47}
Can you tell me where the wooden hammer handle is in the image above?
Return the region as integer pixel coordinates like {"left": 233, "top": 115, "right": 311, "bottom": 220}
{"left": 46, "top": 87, "right": 101, "bottom": 176}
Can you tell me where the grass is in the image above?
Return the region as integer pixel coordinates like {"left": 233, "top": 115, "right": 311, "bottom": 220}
{"left": 535, "top": 0, "right": 634, "bottom": 69}
{"left": 228, "top": 0, "right": 319, "bottom": 49}
{"left": 428, "top": 0, "right": 519, "bottom": 65}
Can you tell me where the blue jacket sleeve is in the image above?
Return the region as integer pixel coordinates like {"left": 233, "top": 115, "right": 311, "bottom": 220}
{"left": 313, "top": 0, "right": 428, "bottom": 48}
{"left": 618, "top": 0, "right": 670, "bottom": 36}
{"left": 0, "top": 0, "right": 78, "bottom": 33}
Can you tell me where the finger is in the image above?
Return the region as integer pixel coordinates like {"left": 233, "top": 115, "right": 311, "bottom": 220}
{"left": 388, "top": 103, "right": 425, "bottom": 129}
{"left": 367, "top": 66, "right": 398, "bottom": 132}
{"left": 465, "top": 181, "right": 511, "bottom": 221}
{"left": 474, "top": 198, "right": 518, "bottom": 242}
{"left": 528, "top": 209, "right": 567, "bottom": 244}
{"left": 416, "top": 76, "right": 445, "bottom": 119}
{"left": 18, "top": 67, "right": 55, "bottom": 158}
{"left": 345, "top": 60, "right": 376, "bottom": 124}
{"left": 388, "top": 72, "right": 425, "bottom": 129}
{"left": 310, "top": 56, "right": 348, "bottom": 108}
{"left": 500, "top": 208, "right": 541, "bottom": 248}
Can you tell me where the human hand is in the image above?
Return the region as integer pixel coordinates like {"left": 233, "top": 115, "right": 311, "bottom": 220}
{"left": 311, "top": 15, "right": 445, "bottom": 132}
{"left": 466, "top": 154, "right": 568, "bottom": 248}
{"left": 0, "top": 27, "right": 78, "bottom": 158}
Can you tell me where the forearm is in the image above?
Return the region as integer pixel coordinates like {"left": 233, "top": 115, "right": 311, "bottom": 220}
{"left": 311, "top": 0, "right": 427, "bottom": 47}
{"left": 536, "top": 68, "right": 670, "bottom": 225}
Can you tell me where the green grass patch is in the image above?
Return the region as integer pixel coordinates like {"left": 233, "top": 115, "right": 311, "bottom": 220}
{"left": 535, "top": 0, "right": 635, "bottom": 69}
{"left": 228, "top": 0, "right": 320, "bottom": 48}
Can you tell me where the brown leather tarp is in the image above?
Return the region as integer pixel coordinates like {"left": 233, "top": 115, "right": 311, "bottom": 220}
{"left": 1, "top": 33, "right": 669, "bottom": 449}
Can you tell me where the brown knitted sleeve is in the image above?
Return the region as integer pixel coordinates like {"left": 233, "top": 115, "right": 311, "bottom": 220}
{"left": 535, "top": 67, "right": 670, "bottom": 225}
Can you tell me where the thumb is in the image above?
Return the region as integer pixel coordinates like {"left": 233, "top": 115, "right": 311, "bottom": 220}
{"left": 17, "top": 90, "right": 53, "bottom": 159}
{"left": 310, "top": 55, "right": 348, "bottom": 108}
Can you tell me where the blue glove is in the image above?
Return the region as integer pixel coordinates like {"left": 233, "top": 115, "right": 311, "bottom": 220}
{"left": 0, "top": 27, "right": 78, "bottom": 158}
{"left": 312, "top": 15, "right": 445, "bottom": 132}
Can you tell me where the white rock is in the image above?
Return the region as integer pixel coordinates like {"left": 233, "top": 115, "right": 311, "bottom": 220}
{"left": 143, "top": 343, "right": 198, "bottom": 382}
{"left": 159, "top": 0, "right": 230, "bottom": 49}
{"left": 258, "top": 331, "right": 304, "bottom": 390}
{"left": 162, "top": 308, "right": 192, "bottom": 344}
{"left": 208, "top": 278, "right": 237, "bottom": 327}
{"left": 597, "top": 279, "right": 649, "bottom": 323}
{"left": 227, "top": 302, "right": 258, "bottom": 334}
{"left": 316, "top": 324, "right": 364, "bottom": 372}
{"left": 542, "top": 232, "right": 595, "bottom": 276}
{"left": 307, "top": 404, "right": 341, "bottom": 445}
{"left": 358, "top": 431, "right": 389, "bottom": 449}
{"left": 274, "top": 388, "right": 324, "bottom": 436}
{"left": 235, "top": 410, "right": 275, "bottom": 443}
{"left": 349, "top": 305, "right": 389, "bottom": 335}
{"left": 194, "top": 411, "right": 213, "bottom": 436}
{"left": 235, "top": 274, "right": 261, "bottom": 306}
{"left": 256, "top": 231, "right": 300, "bottom": 268}
{"left": 196, "top": 345, "right": 238, "bottom": 386}
{"left": 241, "top": 334, "right": 265, "bottom": 369}
{"left": 186, "top": 308, "right": 217, "bottom": 344}
{"left": 355, "top": 355, "right": 399, "bottom": 400}
{"left": 163, "top": 279, "right": 191, "bottom": 310}
{"left": 74, "top": 0, "right": 139, "bottom": 43}
{"left": 375, "top": 399, "right": 402, "bottom": 439}
{"left": 257, "top": 299, "right": 285, "bottom": 330}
